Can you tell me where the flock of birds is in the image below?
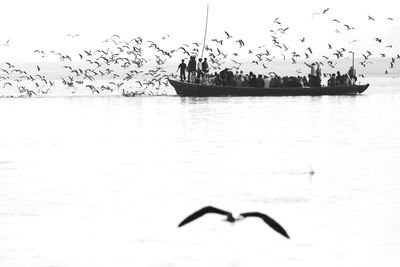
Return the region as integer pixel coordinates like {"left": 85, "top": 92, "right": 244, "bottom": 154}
{"left": 0, "top": 9, "right": 399, "bottom": 97}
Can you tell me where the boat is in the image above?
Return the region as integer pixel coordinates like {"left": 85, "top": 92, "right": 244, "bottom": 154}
{"left": 169, "top": 79, "right": 369, "bottom": 97}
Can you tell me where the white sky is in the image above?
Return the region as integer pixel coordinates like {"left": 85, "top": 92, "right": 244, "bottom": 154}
{"left": 0, "top": 0, "right": 399, "bottom": 61}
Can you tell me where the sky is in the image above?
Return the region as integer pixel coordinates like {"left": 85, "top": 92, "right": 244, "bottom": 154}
{"left": 0, "top": 0, "right": 399, "bottom": 62}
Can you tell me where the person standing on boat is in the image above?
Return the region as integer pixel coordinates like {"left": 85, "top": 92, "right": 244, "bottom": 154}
{"left": 315, "top": 62, "right": 322, "bottom": 87}
{"left": 177, "top": 59, "right": 187, "bottom": 81}
{"left": 348, "top": 66, "right": 357, "bottom": 85}
{"left": 201, "top": 58, "right": 209, "bottom": 80}
{"left": 187, "top": 56, "right": 197, "bottom": 83}
{"left": 197, "top": 58, "right": 203, "bottom": 80}
{"left": 304, "top": 62, "right": 317, "bottom": 87}
{"left": 263, "top": 75, "right": 271, "bottom": 88}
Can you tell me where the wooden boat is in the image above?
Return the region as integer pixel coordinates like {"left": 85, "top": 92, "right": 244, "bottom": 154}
{"left": 169, "top": 79, "right": 369, "bottom": 96}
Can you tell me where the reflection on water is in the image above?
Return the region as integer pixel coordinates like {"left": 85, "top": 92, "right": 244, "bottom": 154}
{"left": 0, "top": 79, "right": 400, "bottom": 267}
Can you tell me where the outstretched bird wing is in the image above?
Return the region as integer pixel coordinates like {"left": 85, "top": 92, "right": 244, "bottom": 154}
{"left": 240, "top": 212, "right": 290, "bottom": 239}
{"left": 178, "top": 206, "right": 232, "bottom": 227}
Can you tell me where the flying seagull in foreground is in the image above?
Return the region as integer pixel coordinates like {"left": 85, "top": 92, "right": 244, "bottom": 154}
{"left": 178, "top": 206, "right": 290, "bottom": 239}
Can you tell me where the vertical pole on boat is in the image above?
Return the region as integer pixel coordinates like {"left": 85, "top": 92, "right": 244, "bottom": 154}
{"left": 352, "top": 52, "right": 355, "bottom": 69}
{"left": 200, "top": 4, "right": 209, "bottom": 59}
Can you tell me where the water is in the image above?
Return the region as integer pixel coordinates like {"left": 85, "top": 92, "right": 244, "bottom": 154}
{"left": 1, "top": 78, "right": 400, "bottom": 267}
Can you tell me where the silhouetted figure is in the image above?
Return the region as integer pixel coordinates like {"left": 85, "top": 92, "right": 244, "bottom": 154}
{"left": 263, "top": 75, "right": 271, "bottom": 88}
{"left": 177, "top": 59, "right": 187, "bottom": 81}
{"left": 220, "top": 68, "right": 228, "bottom": 86}
{"left": 187, "top": 56, "right": 197, "bottom": 83}
{"left": 302, "top": 76, "right": 309, "bottom": 86}
{"left": 256, "top": 74, "right": 265, "bottom": 87}
{"left": 248, "top": 72, "right": 257, "bottom": 87}
{"left": 196, "top": 58, "right": 203, "bottom": 80}
{"left": 227, "top": 70, "right": 234, "bottom": 86}
{"left": 304, "top": 62, "right": 317, "bottom": 87}
{"left": 202, "top": 58, "right": 209, "bottom": 76}
{"left": 315, "top": 63, "right": 322, "bottom": 87}
{"left": 242, "top": 74, "right": 249, "bottom": 87}
{"left": 336, "top": 71, "right": 342, "bottom": 85}
{"left": 214, "top": 72, "right": 222, "bottom": 85}
{"left": 348, "top": 66, "right": 357, "bottom": 85}
{"left": 328, "top": 74, "right": 336, "bottom": 86}
{"left": 178, "top": 206, "right": 290, "bottom": 239}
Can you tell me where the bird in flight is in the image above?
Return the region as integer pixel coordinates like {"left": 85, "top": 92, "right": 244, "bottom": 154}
{"left": 224, "top": 31, "right": 233, "bottom": 39}
{"left": 66, "top": 34, "right": 80, "bottom": 38}
{"left": 273, "top": 18, "right": 281, "bottom": 24}
{"left": 178, "top": 206, "right": 290, "bottom": 239}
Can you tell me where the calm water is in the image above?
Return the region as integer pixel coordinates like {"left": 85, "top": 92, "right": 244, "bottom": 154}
{"left": 1, "top": 78, "right": 400, "bottom": 267}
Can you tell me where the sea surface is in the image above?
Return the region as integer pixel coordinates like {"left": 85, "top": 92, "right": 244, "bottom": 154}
{"left": 1, "top": 77, "right": 400, "bottom": 267}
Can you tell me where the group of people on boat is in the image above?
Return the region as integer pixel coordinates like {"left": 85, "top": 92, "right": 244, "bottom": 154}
{"left": 177, "top": 57, "right": 358, "bottom": 88}
{"left": 177, "top": 55, "right": 210, "bottom": 83}
{"left": 327, "top": 69, "right": 357, "bottom": 86}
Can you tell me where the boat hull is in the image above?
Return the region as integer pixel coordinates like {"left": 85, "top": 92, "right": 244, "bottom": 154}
{"left": 169, "top": 79, "right": 369, "bottom": 96}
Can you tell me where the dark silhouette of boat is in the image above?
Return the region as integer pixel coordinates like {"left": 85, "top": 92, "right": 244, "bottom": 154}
{"left": 169, "top": 79, "right": 369, "bottom": 96}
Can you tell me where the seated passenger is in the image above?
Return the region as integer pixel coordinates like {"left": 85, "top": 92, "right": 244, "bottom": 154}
{"left": 342, "top": 74, "right": 350, "bottom": 86}
{"left": 242, "top": 75, "right": 249, "bottom": 87}
{"left": 282, "top": 76, "right": 289, "bottom": 87}
{"left": 227, "top": 70, "right": 234, "bottom": 86}
{"left": 214, "top": 72, "right": 222, "bottom": 86}
{"left": 328, "top": 74, "right": 336, "bottom": 86}
{"left": 248, "top": 72, "right": 257, "bottom": 87}
{"left": 336, "top": 71, "right": 341, "bottom": 85}
{"left": 289, "top": 76, "right": 302, "bottom": 87}
{"left": 302, "top": 76, "right": 309, "bottom": 86}
{"left": 233, "top": 71, "right": 240, "bottom": 86}
{"left": 276, "top": 76, "right": 283, "bottom": 87}
{"left": 263, "top": 75, "right": 271, "bottom": 88}
{"left": 220, "top": 68, "right": 228, "bottom": 86}
{"left": 256, "top": 74, "right": 265, "bottom": 87}
{"left": 297, "top": 76, "right": 304, "bottom": 87}
{"left": 236, "top": 75, "right": 243, "bottom": 87}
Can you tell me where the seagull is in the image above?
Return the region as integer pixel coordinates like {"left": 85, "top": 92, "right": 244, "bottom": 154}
{"left": 367, "top": 15, "right": 375, "bottom": 21}
{"left": 66, "top": 34, "right": 80, "bottom": 38}
{"left": 235, "top": 39, "right": 245, "bottom": 47}
{"left": 273, "top": 17, "right": 281, "bottom": 24}
{"left": 3, "top": 82, "right": 12, "bottom": 88}
{"left": 343, "top": 24, "right": 354, "bottom": 30}
{"left": 224, "top": 31, "right": 233, "bottom": 39}
{"left": 178, "top": 206, "right": 290, "bottom": 239}
{"left": 322, "top": 8, "right": 330, "bottom": 14}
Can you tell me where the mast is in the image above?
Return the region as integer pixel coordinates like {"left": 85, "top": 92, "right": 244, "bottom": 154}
{"left": 200, "top": 4, "right": 209, "bottom": 59}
